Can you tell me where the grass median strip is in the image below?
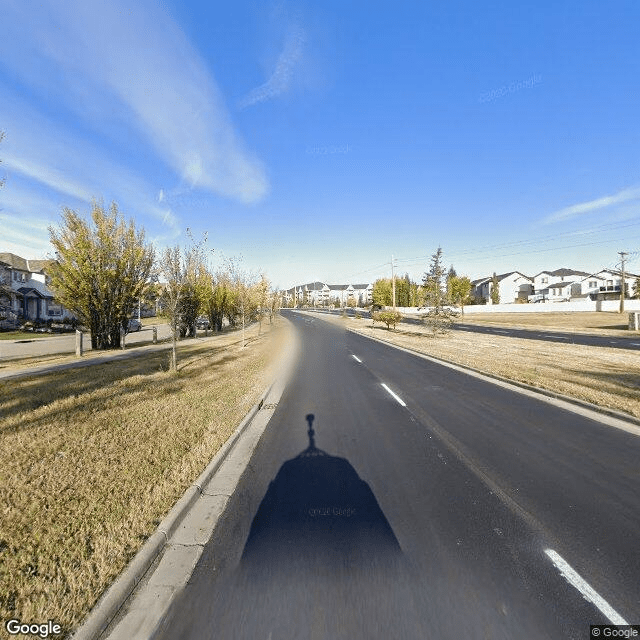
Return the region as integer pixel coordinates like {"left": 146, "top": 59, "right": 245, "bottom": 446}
{"left": 0, "top": 321, "right": 290, "bottom": 637}
{"left": 324, "top": 312, "right": 640, "bottom": 420}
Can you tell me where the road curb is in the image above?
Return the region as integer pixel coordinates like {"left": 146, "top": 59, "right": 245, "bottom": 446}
{"left": 344, "top": 326, "right": 640, "bottom": 432}
{"left": 71, "top": 324, "right": 296, "bottom": 640}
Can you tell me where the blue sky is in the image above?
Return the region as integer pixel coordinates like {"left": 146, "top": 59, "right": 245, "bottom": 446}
{"left": 1, "top": 0, "right": 640, "bottom": 289}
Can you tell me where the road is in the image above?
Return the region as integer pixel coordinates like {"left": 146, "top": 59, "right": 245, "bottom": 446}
{"left": 314, "top": 307, "right": 640, "bottom": 351}
{"left": 154, "top": 310, "right": 639, "bottom": 639}
{"left": 0, "top": 323, "right": 172, "bottom": 360}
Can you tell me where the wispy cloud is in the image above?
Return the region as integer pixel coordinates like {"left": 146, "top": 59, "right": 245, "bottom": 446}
{"left": 0, "top": 0, "right": 268, "bottom": 204}
{"left": 2, "top": 154, "right": 95, "bottom": 203}
{"left": 0, "top": 95, "right": 181, "bottom": 242}
{"left": 543, "top": 186, "right": 640, "bottom": 224}
{"left": 239, "top": 24, "right": 306, "bottom": 109}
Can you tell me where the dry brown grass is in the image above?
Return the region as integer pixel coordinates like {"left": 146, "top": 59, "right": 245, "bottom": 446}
{"left": 316, "top": 313, "right": 640, "bottom": 420}
{"left": 0, "top": 320, "right": 290, "bottom": 637}
{"left": 450, "top": 310, "right": 632, "bottom": 335}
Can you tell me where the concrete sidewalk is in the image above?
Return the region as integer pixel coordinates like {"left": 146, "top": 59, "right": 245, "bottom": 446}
{"left": 0, "top": 330, "right": 232, "bottom": 381}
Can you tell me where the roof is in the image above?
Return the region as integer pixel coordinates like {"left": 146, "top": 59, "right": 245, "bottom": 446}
{"left": 0, "top": 253, "right": 56, "bottom": 273}
{"left": 0, "top": 253, "right": 29, "bottom": 271}
{"left": 17, "top": 286, "right": 49, "bottom": 298}
{"left": 473, "top": 271, "right": 532, "bottom": 284}
{"left": 548, "top": 280, "right": 578, "bottom": 288}
{"left": 301, "top": 281, "right": 328, "bottom": 291}
{"left": 534, "top": 268, "right": 591, "bottom": 278}
{"left": 27, "top": 259, "right": 56, "bottom": 273}
{"left": 549, "top": 267, "right": 591, "bottom": 277}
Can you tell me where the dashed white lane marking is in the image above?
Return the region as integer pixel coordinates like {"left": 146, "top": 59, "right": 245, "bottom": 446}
{"left": 351, "top": 355, "right": 362, "bottom": 362}
{"left": 544, "top": 335, "right": 569, "bottom": 339}
{"left": 544, "top": 549, "right": 628, "bottom": 625}
{"left": 631, "top": 343, "right": 640, "bottom": 346}
{"left": 494, "top": 330, "right": 509, "bottom": 334}
{"left": 381, "top": 383, "right": 406, "bottom": 407}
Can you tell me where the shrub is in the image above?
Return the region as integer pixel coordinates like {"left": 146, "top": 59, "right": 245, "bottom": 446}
{"left": 372, "top": 310, "right": 403, "bottom": 330}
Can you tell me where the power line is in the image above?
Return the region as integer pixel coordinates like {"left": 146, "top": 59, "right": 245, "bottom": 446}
{"left": 393, "top": 219, "right": 640, "bottom": 266}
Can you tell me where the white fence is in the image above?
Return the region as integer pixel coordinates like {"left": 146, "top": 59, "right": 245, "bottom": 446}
{"left": 393, "top": 300, "right": 640, "bottom": 314}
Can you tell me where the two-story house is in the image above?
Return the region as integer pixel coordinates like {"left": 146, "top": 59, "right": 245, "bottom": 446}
{"left": 473, "top": 271, "right": 533, "bottom": 304}
{"left": 580, "top": 269, "right": 638, "bottom": 300}
{"left": 529, "top": 268, "right": 591, "bottom": 302}
{"left": 0, "top": 252, "right": 69, "bottom": 326}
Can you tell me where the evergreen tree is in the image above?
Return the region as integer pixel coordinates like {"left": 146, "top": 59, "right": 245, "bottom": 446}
{"left": 423, "top": 247, "right": 446, "bottom": 311}
{"left": 422, "top": 247, "right": 458, "bottom": 333}
{"left": 490, "top": 272, "right": 500, "bottom": 304}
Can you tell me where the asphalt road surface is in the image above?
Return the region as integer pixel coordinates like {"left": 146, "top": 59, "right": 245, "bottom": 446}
{"left": 314, "top": 307, "right": 640, "bottom": 351}
{"left": 155, "top": 310, "right": 639, "bottom": 640}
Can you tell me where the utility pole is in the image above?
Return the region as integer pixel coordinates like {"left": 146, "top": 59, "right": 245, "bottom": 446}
{"left": 619, "top": 251, "right": 628, "bottom": 313}
{"left": 391, "top": 254, "right": 396, "bottom": 310}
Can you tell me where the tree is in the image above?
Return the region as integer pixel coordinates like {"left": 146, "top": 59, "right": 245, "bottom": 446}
{"left": 202, "top": 269, "right": 232, "bottom": 331}
{"left": 633, "top": 277, "right": 640, "bottom": 299}
{"left": 48, "top": 201, "right": 154, "bottom": 350}
{"left": 372, "top": 278, "right": 393, "bottom": 307}
{"left": 269, "top": 288, "right": 281, "bottom": 324}
{"left": 423, "top": 247, "right": 446, "bottom": 311}
{"left": 422, "top": 247, "right": 459, "bottom": 333}
{"left": 421, "top": 246, "right": 458, "bottom": 333}
{"left": 490, "top": 272, "right": 500, "bottom": 304}
{"left": 159, "top": 245, "right": 186, "bottom": 371}
{"left": 255, "top": 274, "right": 270, "bottom": 334}
{"left": 449, "top": 275, "right": 473, "bottom": 316}
{"left": 445, "top": 265, "right": 457, "bottom": 304}
{"left": 227, "top": 257, "right": 257, "bottom": 348}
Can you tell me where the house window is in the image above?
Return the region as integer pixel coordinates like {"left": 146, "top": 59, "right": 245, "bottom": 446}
{"left": 589, "top": 281, "right": 597, "bottom": 288}
{"left": 541, "top": 277, "right": 548, "bottom": 284}
{"left": 606, "top": 280, "right": 613, "bottom": 287}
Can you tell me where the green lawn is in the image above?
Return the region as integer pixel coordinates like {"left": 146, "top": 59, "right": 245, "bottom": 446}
{"left": 0, "top": 330, "right": 71, "bottom": 340}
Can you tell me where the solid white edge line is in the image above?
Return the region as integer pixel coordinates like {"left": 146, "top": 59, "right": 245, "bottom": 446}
{"left": 352, "top": 355, "right": 362, "bottom": 362}
{"left": 544, "top": 549, "right": 628, "bottom": 625}
{"left": 381, "top": 383, "right": 406, "bottom": 407}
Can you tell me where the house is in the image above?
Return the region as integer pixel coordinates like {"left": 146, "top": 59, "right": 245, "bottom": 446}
{"left": 473, "top": 271, "right": 533, "bottom": 304}
{"left": 529, "top": 268, "right": 591, "bottom": 302}
{"left": 546, "top": 280, "right": 581, "bottom": 301}
{"left": 0, "top": 252, "right": 69, "bottom": 326}
{"left": 580, "top": 269, "right": 638, "bottom": 300}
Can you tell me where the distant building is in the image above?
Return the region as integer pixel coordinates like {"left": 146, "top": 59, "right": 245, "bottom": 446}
{"left": 283, "top": 281, "right": 373, "bottom": 307}
{"left": 0, "top": 252, "right": 71, "bottom": 327}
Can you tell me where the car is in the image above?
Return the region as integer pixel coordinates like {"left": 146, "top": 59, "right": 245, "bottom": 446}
{"left": 196, "top": 316, "right": 211, "bottom": 330}
{"left": 127, "top": 318, "right": 142, "bottom": 332}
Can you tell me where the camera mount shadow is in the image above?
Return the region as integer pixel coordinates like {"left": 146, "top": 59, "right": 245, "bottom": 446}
{"left": 241, "top": 414, "right": 401, "bottom": 577}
